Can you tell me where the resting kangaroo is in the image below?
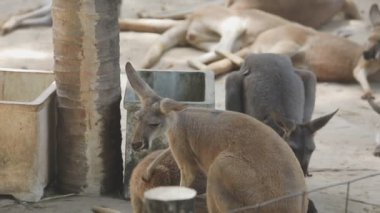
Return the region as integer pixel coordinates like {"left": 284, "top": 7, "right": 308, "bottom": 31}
{"left": 226, "top": 54, "right": 337, "bottom": 176}
{"left": 368, "top": 99, "right": 380, "bottom": 157}
{"left": 211, "top": 4, "right": 380, "bottom": 99}
{"left": 122, "top": 0, "right": 361, "bottom": 69}
{"left": 136, "top": 5, "right": 290, "bottom": 69}
{"left": 2, "top": 0, "right": 359, "bottom": 35}
{"left": 0, "top": 0, "right": 122, "bottom": 35}
{"left": 125, "top": 62, "right": 308, "bottom": 212}
{"left": 129, "top": 149, "right": 207, "bottom": 213}
{"left": 139, "top": 0, "right": 360, "bottom": 29}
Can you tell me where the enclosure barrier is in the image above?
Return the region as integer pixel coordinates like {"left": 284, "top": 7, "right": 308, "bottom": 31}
{"left": 229, "top": 172, "right": 380, "bottom": 213}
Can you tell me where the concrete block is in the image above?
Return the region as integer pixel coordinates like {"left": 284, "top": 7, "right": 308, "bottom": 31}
{"left": 0, "top": 68, "right": 56, "bottom": 202}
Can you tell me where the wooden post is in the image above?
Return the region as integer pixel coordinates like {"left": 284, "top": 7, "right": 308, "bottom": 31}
{"left": 144, "top": 186, "right": 197, "bottom": 213}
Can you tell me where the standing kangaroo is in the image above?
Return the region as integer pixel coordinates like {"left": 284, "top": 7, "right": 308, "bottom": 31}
{"left": 211, "top": 4, "right": 380, "bottom": 99}
{"left": 226, "top": 54, "right": 337, "bottom": 176}
{"left": 125, "top": 62, "right": 308, "bottom": 213}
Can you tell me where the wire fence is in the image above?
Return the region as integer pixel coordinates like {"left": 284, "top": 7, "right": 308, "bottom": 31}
{"left": 229, "top": 172, "right": 380, "bottom": 213}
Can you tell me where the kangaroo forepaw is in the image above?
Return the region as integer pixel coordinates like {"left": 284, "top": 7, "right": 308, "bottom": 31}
{"left": 142, "top": 170, "right": 153, "bottom": 182}
{"left": 361, "top": 92, "right": 375, "bottom": 100}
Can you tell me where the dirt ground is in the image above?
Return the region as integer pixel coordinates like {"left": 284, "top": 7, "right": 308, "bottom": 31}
{"left": 0, "top": 0, "right": 380, "bottom": 212}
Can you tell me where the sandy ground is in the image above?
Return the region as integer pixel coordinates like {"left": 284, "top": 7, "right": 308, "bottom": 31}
{"left": 0, "top": 0, "right": 380, "bottom": 212}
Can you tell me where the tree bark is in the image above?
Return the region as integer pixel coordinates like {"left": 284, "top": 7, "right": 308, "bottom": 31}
{"left": 52, "top": 0, "right": 122, "bottom": 194}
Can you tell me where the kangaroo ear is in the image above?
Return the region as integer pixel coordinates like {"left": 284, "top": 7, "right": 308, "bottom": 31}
{"left": 307, "top": 109, "right": 338, "bottom": 133}
{"left": 160, "top": 98, "right": 186, "bottom": 114}
{"left": 125, "top": 62, "right": 158, "bottom": 101}
{"left": 369, "top": 4, "right": 380, "bottom": 26}
{"left": 270, "top": 113, "right": 297, "bottom": 139}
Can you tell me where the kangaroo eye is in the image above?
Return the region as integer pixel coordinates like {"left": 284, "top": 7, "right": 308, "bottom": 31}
{"left": 149, "top": 122, "right": 160, "bottom": 127}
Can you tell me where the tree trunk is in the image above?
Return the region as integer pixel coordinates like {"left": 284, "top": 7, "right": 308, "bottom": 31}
{"left": 52, "top": 0, "right": 122, "bottom": 194}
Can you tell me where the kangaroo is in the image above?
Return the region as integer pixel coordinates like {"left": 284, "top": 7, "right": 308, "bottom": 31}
{"left": 3, "top": 0, "right": 358, "bottom": 35}
{"left": 0, "top": 0, "right": 122, "bottom": 35}
{"left": 139, "top": 0, "right": 360, "bottom": 29}
{"left": 129, "top": 149, "right": 207, "bottom": 213}
{"left": 135, "top": 5, "right": 290, "bottom": 69}
{"left": 125, "top": 62, "right": 308, "bottom": 213}
{"left": 226, "top": 54, "right": 337, "bottom": 177}
{"left": 368, "top": 99, "right": 380, "bottom": 157}
{"left": 209, "top": 4, "right": 380, "bottom": 99}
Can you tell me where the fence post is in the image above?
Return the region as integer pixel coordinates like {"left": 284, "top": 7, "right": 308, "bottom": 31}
{"left": 144, "top": 186, "right": 197, "bottom": 213}
{"left": 345, "top": 182, "right": 351, "bottom": 213}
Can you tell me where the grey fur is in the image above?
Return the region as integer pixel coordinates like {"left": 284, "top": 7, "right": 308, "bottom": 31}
{"left": 226, "top": 53, "right": 336, "bottom": 176}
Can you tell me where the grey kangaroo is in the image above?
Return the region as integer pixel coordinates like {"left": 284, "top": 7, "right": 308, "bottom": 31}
{"left": 226, "top": 54, "right": 337, "bottom": 176}
{"left": 125, "top": 62, "right": 308, "bottom": 213}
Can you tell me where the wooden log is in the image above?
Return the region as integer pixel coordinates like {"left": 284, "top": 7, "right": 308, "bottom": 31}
{"left": 144, "top": 186, "right": 197, "bottom": 213}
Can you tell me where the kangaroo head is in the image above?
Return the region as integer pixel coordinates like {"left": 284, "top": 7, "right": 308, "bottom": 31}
{"left": 125, "top": 63, "right": 185, "bottom": 151}
{"left": 271, "top": 110, "right": 338, "bottom": 176}
{"left": 363, "top": 4, "right": 380, "bottom": 60}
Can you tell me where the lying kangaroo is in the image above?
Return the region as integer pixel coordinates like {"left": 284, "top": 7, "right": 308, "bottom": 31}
{"left": 125, "top": 62, "right": 308, "bottom": 212}
{"left": 226, "top": 54, "right": 337, "bottom": 176}
{"left": 2, "top": 0, "right": 359, "bottom": 35}
{"left": 210, "top": 4, "right": 380, "bottom": 99}
{"left": 136, "top": 5, "right": 290, "bottom": 69}
{"left": 368, "top": 99, "right": 380, "bottom": 157}
{"left": 129, "top": 149, "right": 207, "bottom": 213}
{"left": 0, "top": 0, "right": 122, "bottom": 35}
{"left": 139, "top": 0, "right": 360, "bottom": 28}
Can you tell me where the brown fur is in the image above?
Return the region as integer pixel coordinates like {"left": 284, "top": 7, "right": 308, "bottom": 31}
{"left": 126, "top": 62, "right": 308, "bottom": 213}
{"left": 226, "top": 0, "right": 360, "bottom": 28}
{"left": 250, "top": 23, "right": 363, "bottom": 82}
{"left": 129, "top": 149, "right": 207, "bottom": 213}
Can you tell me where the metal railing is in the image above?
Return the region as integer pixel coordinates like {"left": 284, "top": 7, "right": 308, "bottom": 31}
{"left": 229, "top": 172, "right": 380, "bottom": 213}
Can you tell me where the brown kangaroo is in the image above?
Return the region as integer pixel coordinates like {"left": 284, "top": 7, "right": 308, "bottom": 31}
{"left": 135, "top": 5, "right": 290, "bottom": 69}
{"left": 138, "top": 0, "right": 360, "bottom": 28}
{"left": 210, "top": 4, "right": 380, "bottom": 99}
{"left": 125, "top": 62, "right": 308, "bottom": 213}
{"left": 116, "top": 0, "right": 360, "bottom": 69}
{"left": 2, "top": 0, "right": 358, "bottom": 35}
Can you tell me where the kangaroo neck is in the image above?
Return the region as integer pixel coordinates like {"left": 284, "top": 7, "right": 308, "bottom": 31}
{"left": 167, "top": 108, "right": 230, "bottom": 172}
